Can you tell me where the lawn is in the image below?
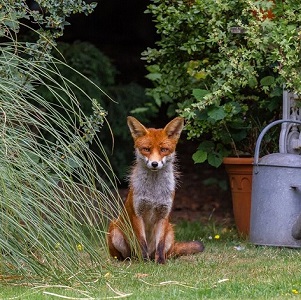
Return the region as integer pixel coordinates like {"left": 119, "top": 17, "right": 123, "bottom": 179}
{"left": 1, "top": 222, "right": 301, "bottom": 299}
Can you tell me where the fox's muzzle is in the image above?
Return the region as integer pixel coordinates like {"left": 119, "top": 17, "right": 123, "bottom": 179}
{"left": 147, "top": 159, "right": 164, "bottom": 171}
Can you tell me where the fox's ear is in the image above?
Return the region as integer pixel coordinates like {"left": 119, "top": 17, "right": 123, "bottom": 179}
{"left": 164, "top": 117, "right": 184, "bottom": 139}
{"left": 127, "top": 116, "right": 149, "bottom": 139}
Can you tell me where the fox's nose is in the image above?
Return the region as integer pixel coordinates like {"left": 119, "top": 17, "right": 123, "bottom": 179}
{"left": 151, "top": 161, "right": 158, "bottom": 168}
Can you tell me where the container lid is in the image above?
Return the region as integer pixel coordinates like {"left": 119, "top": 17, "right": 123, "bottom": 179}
{"left": 257, "top": 153, "right": 301, "bottom": 167}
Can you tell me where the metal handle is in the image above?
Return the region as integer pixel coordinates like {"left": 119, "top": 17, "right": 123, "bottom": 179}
{"left": 254, "top": 119, "right": 301, "bottom": 165}
{"left": 291, "top": 185, "right": 301, "bottom": 190}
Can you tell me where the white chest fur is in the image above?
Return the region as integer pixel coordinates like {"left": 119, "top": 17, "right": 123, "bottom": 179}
{"left": 130, "top": 163, "right": 175, "bottom": 224}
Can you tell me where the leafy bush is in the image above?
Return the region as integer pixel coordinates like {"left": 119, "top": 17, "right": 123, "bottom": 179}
{"left": 143, "top": 0, "right": 300, "bottom": 167}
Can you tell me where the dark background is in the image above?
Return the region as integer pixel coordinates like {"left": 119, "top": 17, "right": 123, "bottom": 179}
{"left": 62, "top": 0, "right": 156, "bottom": 87}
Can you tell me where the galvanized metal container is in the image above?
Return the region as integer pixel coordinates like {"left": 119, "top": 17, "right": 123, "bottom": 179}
{"left": 250, "top": 120, "right": 301, "bottom": 247}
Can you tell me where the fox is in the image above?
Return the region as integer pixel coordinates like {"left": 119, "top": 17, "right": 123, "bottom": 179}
{"left": 107, "top": 116, "right": 204, "bottom": 264}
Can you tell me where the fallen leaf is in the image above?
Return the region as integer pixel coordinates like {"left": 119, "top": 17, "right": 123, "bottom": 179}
{"left": 135, "top": 273, "right": 149, "bottom": 278}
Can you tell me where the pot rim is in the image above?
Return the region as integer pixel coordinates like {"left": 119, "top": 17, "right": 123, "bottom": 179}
{"left": 223, "top": 157, "right": 254, "bottom": 165}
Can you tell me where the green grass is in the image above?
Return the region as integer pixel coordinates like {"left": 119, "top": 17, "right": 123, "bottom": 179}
{"left": 1, "top": 221, "right": 301, "bottom": 299}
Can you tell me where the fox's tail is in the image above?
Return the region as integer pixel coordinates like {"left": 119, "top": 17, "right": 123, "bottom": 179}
{"left": 172, "top": 240, "right": 204, "bottom": 257}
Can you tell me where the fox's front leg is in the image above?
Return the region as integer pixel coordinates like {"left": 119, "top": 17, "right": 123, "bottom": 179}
{"left": 132, "top": 215, "right": 149, "bottom": 260}
{"left": 154, "top": 219, "right": 174, "bottom": 264}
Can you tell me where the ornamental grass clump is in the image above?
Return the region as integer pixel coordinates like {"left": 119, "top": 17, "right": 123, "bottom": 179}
{"left": 0, "top": 1, "right": 127, "bottom": 283}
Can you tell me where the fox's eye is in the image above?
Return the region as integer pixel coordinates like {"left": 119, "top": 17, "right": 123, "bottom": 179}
{"left": 142, "top": 147, "right": 151, "bottom": 153}
{"left": 160, "top": 148, "right": 169, "bottom": 153}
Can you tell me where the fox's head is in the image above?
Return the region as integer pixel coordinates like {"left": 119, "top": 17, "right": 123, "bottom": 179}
{"left": 127, "top": 116, "right": 184, "bottom": 171}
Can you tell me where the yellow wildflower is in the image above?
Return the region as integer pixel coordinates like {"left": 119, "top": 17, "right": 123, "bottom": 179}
{"left": 76, "top": 243, "right": 83, "bottom": 251}
{"left": 214, "top": 234, "right": 220, "bottom": 240}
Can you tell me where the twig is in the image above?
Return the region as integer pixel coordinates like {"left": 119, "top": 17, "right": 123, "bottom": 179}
{"left": 138, "top": 278, "right": 197, "bottom": 289}
{"left": 0, "top": 107, "right": 8, "bottom": 155}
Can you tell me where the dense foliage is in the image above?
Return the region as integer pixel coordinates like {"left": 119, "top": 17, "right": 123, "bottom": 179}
{"left": 143, "top": 0, "right": 300, "bottom": 167}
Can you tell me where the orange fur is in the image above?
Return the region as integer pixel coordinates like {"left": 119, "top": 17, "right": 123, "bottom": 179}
{"left": 107, "top": 116, "right": 204, "bottom": 264}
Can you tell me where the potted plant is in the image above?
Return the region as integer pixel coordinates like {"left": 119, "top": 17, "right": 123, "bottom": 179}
{"left": 142, "top": 0, "right": 300, "bottom": 235}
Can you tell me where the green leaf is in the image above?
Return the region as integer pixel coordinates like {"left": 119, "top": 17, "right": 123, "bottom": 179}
{"left": 248, "top": 76, "right": 258, "bottom": 88}
{"left": 145, "top": 72, "right": 161, "bottom": 81}
{"left": 260, "top": 76, "right": 275, "bottom": 86}
{"left": 229, "top": 130, "right": 248, "bottom": 142}
{"left": 192, "top": 149, "right": 207, "bottom": 163}
{"left": 67, "top": 157, "right": 83, "bottom": 169}
{"left": 192, "top": 88, "right": 210, "bottom": 100}
{"left": 198, "top": 140, "right": 214, "bottom": 152}
{"left": 269, "top": 86, "right": 282, "bottom": 98}
{"left": 208, "top": 152, "right": 223, "bottom": 168}
{"left": 24, "top": 150, "right": 40, "bottom": 164}
{"left": 208, "top": 106, "right": 226, "bottom": 121}
{"left": 130, "top": 107, "right": 150, "bottom": 113}
{"left": 146, "top": 64, "right": 160, "bottom": 73}
{"left": 154, "top": 94, "right": 162, "bottom": 106}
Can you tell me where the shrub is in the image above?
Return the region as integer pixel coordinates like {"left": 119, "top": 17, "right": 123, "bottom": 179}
{"left": 143, "top": 0, "right": 300, "bottom": 167}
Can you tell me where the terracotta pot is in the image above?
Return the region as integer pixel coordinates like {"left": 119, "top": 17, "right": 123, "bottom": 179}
{"left": 223, "top": 157, "right": 253, "bottom": 236}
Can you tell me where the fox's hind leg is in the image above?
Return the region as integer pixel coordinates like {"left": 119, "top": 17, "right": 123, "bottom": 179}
{"left": 107, "top": 223, "right": 130, "bottom": 260}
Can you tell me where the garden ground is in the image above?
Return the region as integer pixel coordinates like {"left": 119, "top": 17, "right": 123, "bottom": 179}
{"left": 2, "top": 223, "right": 301, "bottom": 299}
{"left": 2, "top": 149, "right": 301, "bottom": 299}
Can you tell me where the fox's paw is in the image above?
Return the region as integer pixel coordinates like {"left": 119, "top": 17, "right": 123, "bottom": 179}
{"left": 155, "top": 253, "right": 166, "bottom": 264}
